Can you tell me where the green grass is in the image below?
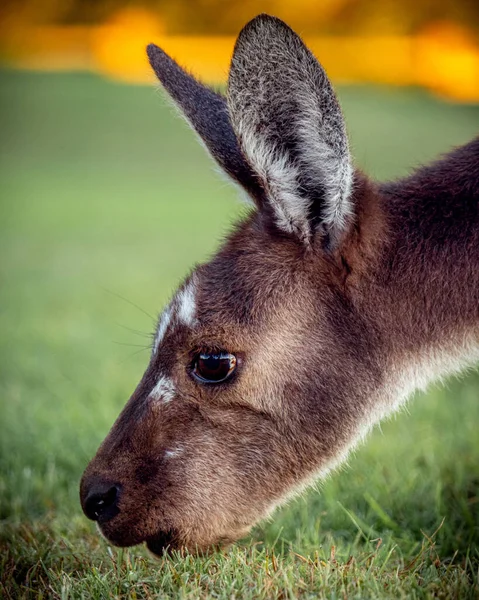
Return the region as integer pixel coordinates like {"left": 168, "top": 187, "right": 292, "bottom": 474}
{"left": 1, "top": 70, "right": 479, "bottom": 599}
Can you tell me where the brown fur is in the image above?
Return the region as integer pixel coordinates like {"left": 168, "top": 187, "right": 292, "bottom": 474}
{"left": 80, "top": 15, "right": 479, "bottom": 556}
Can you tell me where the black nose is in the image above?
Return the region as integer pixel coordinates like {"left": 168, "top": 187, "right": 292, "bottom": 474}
{"left": 82, "top": 478, "right": 121, "bottom": 523}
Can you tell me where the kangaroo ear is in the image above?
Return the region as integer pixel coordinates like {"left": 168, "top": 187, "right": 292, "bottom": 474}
{"left": 147, "top": 44, "right": 264, "bottom": 201}
{"left": 227, "top": 15, "right": 354, "bottom": 245}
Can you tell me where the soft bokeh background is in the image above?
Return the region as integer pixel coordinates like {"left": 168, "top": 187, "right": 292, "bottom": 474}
{"left": 1, "top": 1, "right": 479, "bottom": 597}
{"left": 1, "top": 0, "right": 479, "bottom": 100}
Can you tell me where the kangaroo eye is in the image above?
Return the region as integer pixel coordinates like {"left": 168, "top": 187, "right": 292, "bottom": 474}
{"left": 192, "top": 352, "right": 237, "bottom": 384}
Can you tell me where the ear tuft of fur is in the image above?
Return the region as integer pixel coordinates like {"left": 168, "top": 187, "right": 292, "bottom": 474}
{"left": 147, "top": 43, "right": 263, "bottom": 200}
{"left": 227, "top": 15, "right": 354, "bottom": 244}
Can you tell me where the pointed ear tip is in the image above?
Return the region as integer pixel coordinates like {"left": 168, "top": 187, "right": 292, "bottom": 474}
{"left": 238, "top": 14, "right": 295, "bottom": 42}
{"left": 247, "top": 13, "right": 284, "bottom": 26}
{"left": 146, "top": 43, "right": 160, "bottom": 60}
{"left": 254, "top": 12, "right": 276, "bottom": 20}
{"left": 146, "top": 43, "right": 172, "bottom": 69}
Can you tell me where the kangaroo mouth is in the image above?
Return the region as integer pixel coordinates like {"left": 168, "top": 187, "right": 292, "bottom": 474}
{"left": 146, "top": 530, "right": 179, "bottom": 556}
{"left": 99, "top": 525, "right": 179, "bottom": 556}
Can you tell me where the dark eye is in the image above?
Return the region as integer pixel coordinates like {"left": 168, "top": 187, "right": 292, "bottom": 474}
{"left": 192, "top": 352, "right": 237, "bottom": 384}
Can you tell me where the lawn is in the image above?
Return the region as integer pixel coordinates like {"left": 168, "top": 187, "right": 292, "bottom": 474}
{"left": 0, "top": 70, "right": 478, "bottom": 599}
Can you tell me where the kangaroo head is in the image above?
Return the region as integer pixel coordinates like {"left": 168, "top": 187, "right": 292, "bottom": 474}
{"left": 80, "top": 14, "right": 387, "bottom": 555}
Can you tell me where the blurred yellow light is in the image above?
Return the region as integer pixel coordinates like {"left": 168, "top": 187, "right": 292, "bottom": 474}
{"left": 1, "top": 10, "right": 478, "bottom": 104}
{"left": 91, "top": 8, "right": 165, "bottom": 83}
{"left": 416, "top": 23, "right": 479, "bottom": 102}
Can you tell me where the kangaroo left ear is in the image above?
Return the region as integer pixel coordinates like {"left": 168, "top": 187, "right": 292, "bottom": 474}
{"left": 146, "top": 44, "right": 264, "bottom": 202}
{"left": 227, "top": 14, "right": 354, "bottom": 246}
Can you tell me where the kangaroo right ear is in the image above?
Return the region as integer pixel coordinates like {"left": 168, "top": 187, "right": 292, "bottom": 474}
{"left": 147, "top": 44, "right": 264, "bottom": 201}
{"left": 227, "top": 15, "right": 354, "bottom": 246}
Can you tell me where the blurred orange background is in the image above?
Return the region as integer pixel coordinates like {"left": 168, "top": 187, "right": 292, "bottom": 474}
{"left": 1, "top": 0, "right": 479, "bottom": 102}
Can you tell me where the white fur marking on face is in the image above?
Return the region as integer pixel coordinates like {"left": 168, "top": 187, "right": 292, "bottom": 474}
{"left": 153, "top": 304, "right": 172, "bottom": 354}
{"left": 164, "top": 446, "right": 184, "bottom": 459}
{"left": 149, "top": 376, "right": 175, "bottom": 403}
{"left": 177, "top": 278, "right": 197, "bottom": 326}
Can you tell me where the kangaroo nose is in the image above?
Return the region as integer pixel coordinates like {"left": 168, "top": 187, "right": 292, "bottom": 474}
{"left": 82, "top": 478, "right": 121, "bottom": 522}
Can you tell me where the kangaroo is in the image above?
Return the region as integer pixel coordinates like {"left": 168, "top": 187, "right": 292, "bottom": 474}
{"left": 80, "top": 14, "right": 479, "bottom": 556}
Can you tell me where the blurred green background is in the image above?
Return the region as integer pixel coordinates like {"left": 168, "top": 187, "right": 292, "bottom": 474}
{"left": 0, "top": 54, "right": 479, "bottom": 597}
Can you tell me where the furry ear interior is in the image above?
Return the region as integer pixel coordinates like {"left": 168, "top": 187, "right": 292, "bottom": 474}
{"left": 227, "top": 14, "right": 354, "bottom": 245}
{"left": 147, "top": 44, "right": 264, "bottom": 201}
